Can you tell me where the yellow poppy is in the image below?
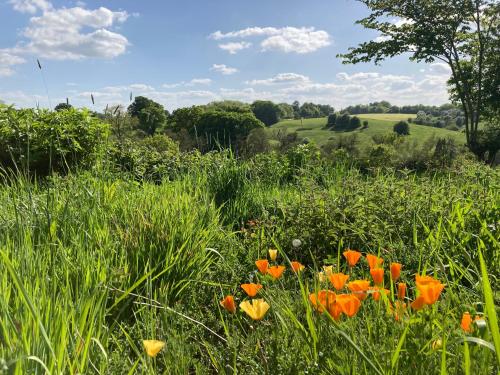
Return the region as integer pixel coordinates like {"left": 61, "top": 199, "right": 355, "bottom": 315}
{"left": 240, "top": 299, "right": 270, "bottom": 320}
{"left": 268, "top": 249, "right": 278, "bottom": 261}
{"left": 143, "top": 340, "right": 165, "bottom": 358}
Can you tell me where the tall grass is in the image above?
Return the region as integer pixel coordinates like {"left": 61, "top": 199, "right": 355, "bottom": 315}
{"left": 0, "top": 156, "right": 498, "bottom": 373}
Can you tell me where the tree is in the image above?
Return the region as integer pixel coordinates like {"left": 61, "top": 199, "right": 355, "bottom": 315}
{"left": 340, "top": 0, "right": 499, "bottom": 156}
{"left": 278, "top": 103, "right": 295, "bottom": 119}
{"left": 393, "top": 121, "right": 410, "bottom": 135}
{"left": 128, "top": 96, "right": 167, "bottom": 135}
{"left": 205, "top": 100, "right": 251, "bottom": 113}
{"left": 196, "top": 110, "right": 264, "bottom": 151}
{"left": 327, "top": 113, "right": 337, "bottom": 127}
{"left": 300, "top": 102, "right": 321, "bottom": 118}
{"left": 292, "top": 101, "right": 301, "bottom": 119}
{"left": 335, "top": 113, "right": 351, "bottom": 129}
{"left": 251, "top": 100, "right": 281, "bottom": 126}
{"left": 350, "top": 116, "right": 361, "bottom": 129}
{"left": 54, "top": 102, "right": 73, "bottom": 111}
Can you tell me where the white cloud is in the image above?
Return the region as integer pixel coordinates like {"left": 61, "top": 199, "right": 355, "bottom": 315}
{"left": 210, "top": 64, "right": 238, "bottom": 75}
{"left": 210, "top": 26, "right": 331, "bottom": 54}
{"left": 246, "top": 73, "right": 311, "bottom": 86}
{"left": 428, "top": 62, "right": 451, "bottom": 75}
{"left": 0, "top": 50, "right": 26, "bottom": 76}
{"left": 8, "top": 0, "right": 52, "bottom": 14}
{"left": 218, "top": 41, "right": 252, "bottom": 54}
{"left": 162, "top": 78, "right": 212, "bottom": 89}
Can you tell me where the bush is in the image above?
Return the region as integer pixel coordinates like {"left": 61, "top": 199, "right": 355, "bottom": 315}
{"left": 350, "top": 116, "right": 361, "bottom": 129}
{"left": 393, "top": 121, "right": 410, "bottom": 135}
{"left": 321, "top": 134, "right": 359, "bottom": 158}
{"left": 251, "top": 100, "right": 281, "bottom": 126}
{"left": 0, "top": 107, "right": 109, "bottom": 175}
{"left": 362, "top": 120, "right": 369, "bottom": 129}
{"left": 327, "top": 113, "right": 337, "bottom": 127}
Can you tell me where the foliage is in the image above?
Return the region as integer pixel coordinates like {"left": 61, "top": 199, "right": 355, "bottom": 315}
{"left": 327, "top": 113, "right": 337, "bottom": 127}
{"left": 204, "top": 100, "right": 251, "bottom": 113}
{"left": 196, "top": 110, "right": 264, "bottom": 152}
{"left": 128, "top": 96, "right": 167, "bottom": 135}
{"left": 393, "top": 121, "right": 410, "bottom": 136}
{"left": 0, "top": 106, "right": 109, "bottom": 175}
{"left": 340, "top": 0, "right": 500, "bottom": 154}
{"left": 54, "top": 102, "right": 73, "bottom": 112}
{"left": 251, "top": 100, "right": 281, "bottom": 126}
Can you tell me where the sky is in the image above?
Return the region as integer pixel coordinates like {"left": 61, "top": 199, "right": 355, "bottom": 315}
{"left": 0, "top": 0, "right": 453, "bottom": 111}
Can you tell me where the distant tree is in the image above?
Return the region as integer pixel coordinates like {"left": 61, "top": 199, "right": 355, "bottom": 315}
{"left": 393, "top": 121, "right": 410, "bottom": 136}
{"left": 350, "top": 116, "right": 361, "bottom": 129}
{"left": 335, "top": 113, "right": 351, "bottom": 129}
{"left": 197, "top": 110, "right": 264, "bottom": 151}
{"left": 300, "top": 102, "right": 321, "bottom": 118}
{"left": 327, "top": 113, "right": 337, "bottom": 127}
{"left": 128, "top": 96, "right": 167, "bottom": 135}
{"left": 363, "top": 120, "right": 369, "bottom": 128}
{"left": 251, "top": 100, "right": 281, "bottom": 126}
{"left": 54, "top": 102, "right": 73, "bottom": 111}
{"left": 339, "top": 0, "right": 500, "bottom": 156}
{"left": 205, "top": 100, "right": 251, "bottom": 113}
{"left": 169, "top": 106, "right": 204, "bottom": 133}
{"left": 292, "top": 101, "right": 301, "bottom": 119}
{"left": 318, "top": 104, "right": 335, "bottom": 117}
{"left": 278, "top": 103, "right": 295, "bottom": 119}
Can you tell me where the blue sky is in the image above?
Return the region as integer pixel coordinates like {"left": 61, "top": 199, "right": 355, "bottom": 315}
{"left": 0, "top": 0, "right": 452, "bottom": 111}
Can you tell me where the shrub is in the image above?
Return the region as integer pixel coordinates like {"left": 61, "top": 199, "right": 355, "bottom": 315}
{"left": 251, "top": 100, "right": 281, "bottom": 126}
{"left": 433, "top": 137, "right": 458, "bottom": 168}
{"left": 0, "top": 107, "right": 109, "bottom": 175}
{"left": 327, "top": 113, "right": 337, "bottom": 127}
{"left": 362, "top": 120, "right": 369, "bottom": 129}
{"left": 321, "top": 134, "right": 359, "bottom": 158}
{"left": 393, "top": 121, "right": 410, "bottom": 135}
{"left": 349, "top": 116, "right": 361, "bottom": 129}
{"left": 335, "top": 113, "right": 351, "bottom": 129}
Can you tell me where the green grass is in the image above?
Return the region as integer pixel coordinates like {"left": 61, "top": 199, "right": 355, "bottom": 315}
{"left": 0, "top": 154, "right": 498, "bottom": 374}
{"left": 269, "top": 114, "right": 465, "bottom": 149}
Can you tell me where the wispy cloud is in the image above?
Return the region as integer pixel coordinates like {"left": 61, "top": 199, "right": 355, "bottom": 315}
{"left": 210, "top": 64, "right": 238, "bottom": 75}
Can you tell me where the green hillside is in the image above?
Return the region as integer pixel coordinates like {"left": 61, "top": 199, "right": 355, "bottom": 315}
{"left": 269, "top": 114, "right": 465, "bottom": 149}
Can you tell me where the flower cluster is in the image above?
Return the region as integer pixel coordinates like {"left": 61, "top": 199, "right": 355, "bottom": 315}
{"left": 220, "top": 248, "right": 304, "bottom": 320}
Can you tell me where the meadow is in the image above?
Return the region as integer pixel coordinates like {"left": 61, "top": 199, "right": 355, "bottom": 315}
{"left": 270, "top": 114, "right": 464, "bottom": 149}
{"left": 0, "top": 145, "right": 499, "bottom": 374}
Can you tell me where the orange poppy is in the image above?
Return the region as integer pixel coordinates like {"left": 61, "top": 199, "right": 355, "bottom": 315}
{"left": 255, "top": 259, "right": 269, "bottom": 274}
{"left": 417, "top": 281, "right": 445, "bottom": 305}
{"left": 291, "top": 261, "right": 305, "bottom": 273}
{"left": 410, "top": 296, "right": 426, "bottom": 310}
{"left": 347, "top": 280, "right": 371, "bottom": 300}
{"left": 372, "top": 286, "right": 389, "bottom": 301}
{"left": 390, "top": 263, "right": 402, "bottom": 281}
{"left": 370, "top": 268, "right": 384, "bottom": 285}
{"left": 328, "top": 301, "right": 343, "bottom": 321}
{"left": 461, "top": 312, "right": 472, "bottom": 333}
{"left": 397, "top": 283, "right": 406, "bottom": 300}
{"left": 415, "top": 275, "right": 440, "bottom": 288}
{"left": 241, "top": 283, "right": 262, "bottom": 297}
{"left": 309, "top": 290, "right": 336, "bottom": 313}
{"left": 220, "top": 295, "right": 236, "bottom": 313}
{"left": 343, "top": 250, "right": 362, "bottom": 267}
{"left": 267, "top": 265, "right": 286, "bottom": 280}
{"left": 336, "top": 294, "right": 362, "bottom": 317}
{"left": 366, "top": 254, "right": 384, "bottom": 270}
{"left": 329, "top": 273, "right": 349, "bottom": 291}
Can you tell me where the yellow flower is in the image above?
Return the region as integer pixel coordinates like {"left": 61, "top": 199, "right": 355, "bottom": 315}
{"left": 143, "top": 340, "right": 165, "bottom": 358}
{"left": 268, "top": 249, "right": 278, "bottom": 261}
{"left": 239, "top": 299, "right": 270, "bottom": 320}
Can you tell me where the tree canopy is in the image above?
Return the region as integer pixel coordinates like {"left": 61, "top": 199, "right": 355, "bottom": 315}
{"left": 128, "top": 96, "right": 167, "bottom": 135}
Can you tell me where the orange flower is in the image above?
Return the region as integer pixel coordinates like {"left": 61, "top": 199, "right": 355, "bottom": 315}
{"left": 390, "top": 263, "right": 402, "bottom": 281}
{"left": 329, "top": 273, "right": 349, "bottom": 291}
{"left": 372, "top": 286, "right": 389, "bottom": 301}
{"left": 336, "top": 294, "right": 362, "bottom": 317}
{"left": 309, "top": 290, "right": 336, "bottom": 313}
{"left": 291, "top": 261, "right": 305, "bottom": 273}
{"left": 417, "top": 281, "right": 445, "bottom": 305}
{"left": 255, "top": 259, "right": 269, "bottom": 274}
{"left": 241, "top": 283, "right": 262, "bottom": 297}
{"left": 415, "top": 275, "right": 440, "bottom": 288}
{"left": 370, "top": 268, "right": 384, "bottom": 285}
{"left": 397, "top": 283, "right": 406, "bottom": 300}
{"left": 347, "top": 280, "right": 371, "bottom": 300}
{"left": 461, "top": 312, "right": 473, "bottom": 333}
{"left": 410, "top": 296, "right": 426, "bottom": 310}
{"left": 343, "top": 250, "right": 362, "bottom": 267}
{"left": 328, "top": 301, "right": 343, "bottom": 321}
{"left": 220, "top": 295, "right": 236, "bottom": 313}
{"left": 267, "top": 265, "right": 286, "bottom": 280}
{"left": 366, "top": 254, "right": 384, "bottom": 270}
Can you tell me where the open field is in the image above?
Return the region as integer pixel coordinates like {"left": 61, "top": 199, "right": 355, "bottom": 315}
{"left": 270, "top": 114, "right": 465, "bottom": 149}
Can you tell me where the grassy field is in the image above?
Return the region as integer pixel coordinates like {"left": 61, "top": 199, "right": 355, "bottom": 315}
{"left": 269, "top": 114, "right": 465, "bottom": 149}
{"left": 1, "top": 153, "right": 499, "bottom": 374}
